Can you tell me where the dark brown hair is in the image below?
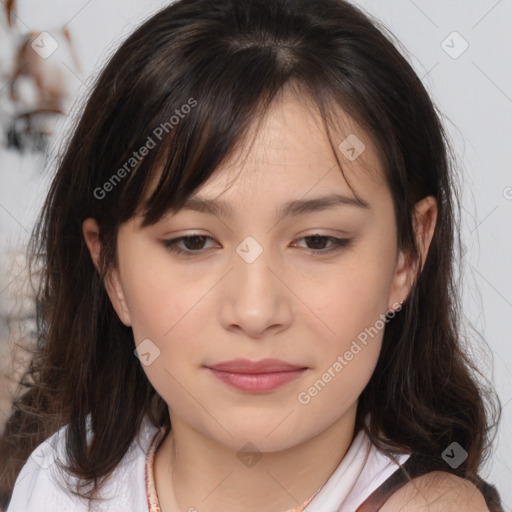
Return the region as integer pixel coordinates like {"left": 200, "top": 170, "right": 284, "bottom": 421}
{"left": 0, "top": 0, "right": 502, "bottom": 509}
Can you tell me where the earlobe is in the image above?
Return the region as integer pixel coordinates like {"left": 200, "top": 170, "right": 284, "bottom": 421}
{"left": 104, "top": 268, "right": 132, "bottom": 327}
{"left": 388, "top": 250, "right": 412, "bottom": 311}
{"left": 82, "top": 218, "right": 132, "bottom": 327}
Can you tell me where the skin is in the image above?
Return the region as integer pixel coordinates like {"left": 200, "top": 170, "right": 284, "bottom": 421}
{"left": 83, "top": 88, "right": 441, "bottom": 512}
{"left": 381, "top": 472, "right": 489, "bottom": 511}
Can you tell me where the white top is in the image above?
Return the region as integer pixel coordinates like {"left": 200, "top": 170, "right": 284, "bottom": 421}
{"left": 6, "top": 415, "right": 410, "bottom": 512}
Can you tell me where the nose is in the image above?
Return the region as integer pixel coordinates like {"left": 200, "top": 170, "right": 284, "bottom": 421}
{"left": 218, "top": 239, "right": 293, "bottom": 339}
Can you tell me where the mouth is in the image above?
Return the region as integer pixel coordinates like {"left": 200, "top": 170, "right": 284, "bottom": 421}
{"left": 205, "top": 358, "right": 308, "bottom": 392}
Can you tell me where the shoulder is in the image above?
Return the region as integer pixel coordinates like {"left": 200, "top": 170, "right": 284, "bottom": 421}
{"left": 7, "top": 425, "right": 81, "bottom": 511}
{"left": 7, "top": 417, "right": 157, "bottom": 512}
{"left": 380, "top": 471, "right": 489, "bottom": 512}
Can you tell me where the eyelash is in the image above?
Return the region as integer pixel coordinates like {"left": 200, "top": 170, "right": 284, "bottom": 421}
{"left": 162, "top": 234, "right": 353, "bottom": 256}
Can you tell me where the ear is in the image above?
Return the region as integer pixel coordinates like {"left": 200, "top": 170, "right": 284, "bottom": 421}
{"left": 388, "top": 195, "right": 438, "bottom": 310}
{"left": 413, "top": 195, "right": 438, "bottom": 273}
{"left": 82, "top": 218, "right": 132, "bottom": 326}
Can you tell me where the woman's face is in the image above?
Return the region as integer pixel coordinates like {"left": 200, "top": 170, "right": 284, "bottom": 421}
{"left": 85, "top": 89, "right": 427, "bottom": 453}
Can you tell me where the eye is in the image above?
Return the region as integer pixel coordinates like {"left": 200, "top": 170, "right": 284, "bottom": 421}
{"left": 162, "top": 234, "right": 217, "bottom": 255}
{"left": 162, "top": 233, "right": 352, "bottom": 256}
{"left": 293, "top": 234, "right": 353, "bottom": 254}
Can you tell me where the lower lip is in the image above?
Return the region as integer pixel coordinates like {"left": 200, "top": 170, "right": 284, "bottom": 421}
{"left": 207, "top": 368, "right": 307, "bottom": 392}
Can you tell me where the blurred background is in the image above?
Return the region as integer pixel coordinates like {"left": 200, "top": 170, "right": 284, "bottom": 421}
{"left": 0, "top": 0, "right": 510, "bottom": 507}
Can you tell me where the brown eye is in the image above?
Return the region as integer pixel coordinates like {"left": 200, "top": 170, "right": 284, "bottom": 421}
{"left": 163, "top": 235, "right": 216, "bottom": 255}
{"left": 295, "top": 235, "right": 353, "bottom": 254}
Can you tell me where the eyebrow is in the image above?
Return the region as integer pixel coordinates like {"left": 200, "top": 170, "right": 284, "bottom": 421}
{"left": 175, "top": 193, "right": 371, "bottom": 218}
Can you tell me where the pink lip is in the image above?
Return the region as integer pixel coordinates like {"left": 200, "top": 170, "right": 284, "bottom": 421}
{"left": 206, "top": 358, "right": 308, "bottom": 392}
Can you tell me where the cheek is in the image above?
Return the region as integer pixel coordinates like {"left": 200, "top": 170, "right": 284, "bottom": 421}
{"left": 120, "top": 250, "right": 211, "bottom": 409}
{"left": 294, "top": 265, "right": 389, "bottom": 421}
{"left": 121, "top": 251, "right": 220, "bottom": 392}
{"left": 300, "top": 240, "right": 395, "bottom": 384}
{"left": 120, "top": 246, "right": 197, "bottom": 339}
{"left": 312, "top": 257, "right": 392, "bottom": 339}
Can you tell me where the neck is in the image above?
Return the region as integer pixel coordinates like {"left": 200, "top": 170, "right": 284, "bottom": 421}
{"left": 154, "top": 403, "right": 359, "bottom": 512}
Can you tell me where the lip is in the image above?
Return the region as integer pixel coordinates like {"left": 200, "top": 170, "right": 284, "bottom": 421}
{"left": 207, "top": 358, "right": 306, "bottom": 373}
{"left": 206, "top": 358, "right": 308, "bottom": 392}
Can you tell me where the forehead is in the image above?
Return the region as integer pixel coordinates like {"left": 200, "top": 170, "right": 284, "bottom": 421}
{"left": 139, "top": 87, "right": 390, "bottom": 225}
{"left": 191, "top": 88, "right": 387, "bottom": 210}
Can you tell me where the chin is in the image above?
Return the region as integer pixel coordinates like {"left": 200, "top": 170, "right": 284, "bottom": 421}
{"left": 216, "top": 417, "right": 307, "bottom": 452}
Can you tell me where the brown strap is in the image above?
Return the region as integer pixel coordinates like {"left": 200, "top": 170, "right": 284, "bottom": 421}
{"left": 355, "top": 453, "right": 504, "bottom": 512}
